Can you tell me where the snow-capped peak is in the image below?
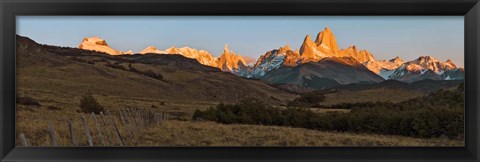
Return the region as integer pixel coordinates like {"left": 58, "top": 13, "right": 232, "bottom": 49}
{"left": 140, "top": 45, "right": 163, "bottom": 54}
{"left": 410, "top": 56, "right": 456, "bottom": 74}
{"left": 414, "top": 56, "right": 439, "bottom": 64}
{"left": 78, "top": 36, "right": 130, "bottom": 55}
{"left": 124, "top": 50, "right": 134, "bottom": 55}
{"left": 387, "top": 55, "right": 462, "bottom": 82}
{"left": 390, "top": 56, "right": 403, "bottom": 64}
{"left": 364, "top": 56, "right": 404, "bottom": 75}
{"left": 445, "top": 59, "right": 457, "bottom": 68}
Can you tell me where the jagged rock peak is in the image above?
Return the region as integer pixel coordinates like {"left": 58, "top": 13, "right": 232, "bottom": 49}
{"left": 217, "top": 44, "right": 247, "bottom": 72}
{"left": 315, "top": 27, "right": 339, "bottom": 54}
{"left": 304, "top": 34, "right": 311, "bottom": 41}
{"left": 224, "top": 44, "right": 230, "bottom": 53}
{"left": 390, "top": 56, "right": 403, "bottom": 63}
{"left": 416, "top": 56, "right": 439, "bottom": 63}
{"left": 445, "top": 59, "right": 456, "bottom": 67}
{"left": 279, "top": 44, "right": 291, "bottom": 52}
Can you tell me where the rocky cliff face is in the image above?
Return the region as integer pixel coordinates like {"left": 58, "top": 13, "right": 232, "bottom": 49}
{"left": 315, "top": 27, "right": 339, "bottom": 55}
{"left": 238, "top": 45, "right": 300, "bottom": 78}
{"left": 300, "top": 28, "right": 376, "bottom": 65}
{"left": 338, "top": 46, "right": 375, "bottom": 63}
{"left": 217, "top": 44, "right": 247, "bottom": 72}
{"left": 299, "top": 34, "right": 323, "bottom": 63}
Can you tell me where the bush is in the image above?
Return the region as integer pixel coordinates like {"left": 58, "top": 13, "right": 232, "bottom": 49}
{"left": 287, "top": 91, "right": 326, "bottom": 108}
{"left": 143, "top": 69, "right": 163, "bottom": 80}
{"left": 128, "top": 64, "right": 164, "bottom": 81}
{"left": 105, "top": 61, "right": 127, "bottom": 70}
{"left": 128, "top": 65, "right": 140, "bottom": 73}
{"left": 79, "top": 94, "right": 104, "bottom": 114}
{"left": 16, "top": 95, "right": 41, "bottom": 106}
{"left": 47, "top": 105, "right": 62, "bottom": 111}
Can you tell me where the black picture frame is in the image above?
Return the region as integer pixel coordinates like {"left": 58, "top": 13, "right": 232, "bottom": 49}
{"left": 1, "top": 0, "right": 479, "bottom": 161}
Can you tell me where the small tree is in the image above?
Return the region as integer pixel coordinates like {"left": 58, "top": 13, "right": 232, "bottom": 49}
{"left": 79, "top": 93, "right": 104, "bottom": 114}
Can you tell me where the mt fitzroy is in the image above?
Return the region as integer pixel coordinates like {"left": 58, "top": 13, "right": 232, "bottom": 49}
{"left": 78, "top": 27, "right": 463, "bottom": 88}
{"left": 239, "top": 27, "right": 463, "bottom": 86}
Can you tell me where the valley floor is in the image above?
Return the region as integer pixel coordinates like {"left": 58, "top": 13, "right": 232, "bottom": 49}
{"left": 17, "top": 107, "right": 463, "bottom": 147}
{"left": 16, "top": 88, "right": 464, "bottom": 147}
{"left": 134, "top": 120, "right": 464, "bottom": 147}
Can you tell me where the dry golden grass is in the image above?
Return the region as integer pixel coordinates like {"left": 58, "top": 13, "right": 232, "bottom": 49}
{"left": 134, "top": 120, "right": 463, "bottom": 147}
{"left": 308, "top": 108, "right": 350, "bottom": 113}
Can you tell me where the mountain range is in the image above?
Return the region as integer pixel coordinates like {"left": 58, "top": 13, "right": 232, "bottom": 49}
{"left": 79, "top": 38, "right": 250, "bottom": 73}
{"left": 18, "top": 35, "right": 295, "bottom": 104}
{"left": 77, "top": 27, "right": 464, "bottom": 90}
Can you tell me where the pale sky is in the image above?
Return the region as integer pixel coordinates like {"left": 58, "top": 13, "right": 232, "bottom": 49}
{"left": 17, "top": 16, "right": 464, "bottom": 67}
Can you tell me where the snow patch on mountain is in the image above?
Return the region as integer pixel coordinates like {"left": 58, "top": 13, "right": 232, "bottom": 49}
{"left": 79, "top": 37, "right": 132, "bottom": 55}
{"left": 379, "top": 69, "right": 395, "bottom": 80}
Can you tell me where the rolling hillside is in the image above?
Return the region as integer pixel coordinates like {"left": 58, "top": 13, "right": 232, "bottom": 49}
{"left": 16, "top": 35, "right": 296, "bottom": 106}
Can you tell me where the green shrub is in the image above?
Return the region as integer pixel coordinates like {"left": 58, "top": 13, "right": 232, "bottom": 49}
{"left": 105, "top": 61, "right": 127, "bottom": 70}
{"left": 47, "top": 105, "right": 62, "bottom": 111}
{"left": 128, "top": 64, "right": 164, "bottom": 80}
{"left": 143, "top": 69, "right": 163, "bottom": 80}
{"left": 287, "top": 91, "right": 326, "bottom": 108}
{"left": 79, "top": 94, "right": 104, "bottom": 114}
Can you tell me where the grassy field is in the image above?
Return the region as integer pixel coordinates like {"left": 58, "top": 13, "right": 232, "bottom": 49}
{"left": 17, "top": 103, "right": 463, "bottom": 147}
{"left": 16, "top": 92, "right": 463, "bottom": 147}
{"left": 15, "top": 85, "right": 462, "bottom": 147}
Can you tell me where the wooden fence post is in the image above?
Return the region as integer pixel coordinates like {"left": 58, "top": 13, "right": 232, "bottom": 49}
{"left": 91, "top": 112, "right": 105, "bottom": 146}
{"left": 107, "top": 110, "right": 124, "bottom": 146}
{"left": 119, "top": 110, "right": 127, "bottom": 126}
{"left": 81, "top": 116, "right": 94, "bottom": 146}
{"left": 153, "top": 112, "right": 157, "bottom": 124}
{"left": 119, "top": 110, "right": 134, "bottom": 136}
{"left": 148, "top": 110, "right": 153, "bottom": 125}
{"left": 128, "top": 108, "right": 140, "bottom": 131}
{"left": 135, "top": 108, "right": 143, "bottom": 128}
{"left": 100, "top": 112, "right": 113, "bottom": 145}
{"left": 19, "top": 133, "right": 28, "bottom": 146}
{"left": 48, "top": 123, "right": 57, "bottom": 146}
{"left": 156, "top": 112, "right": 161, "bottom": 124}
{"left": 67, "top": 119, "right": 78, "bottom": 146}
{"left": 141, "top": 110, "right": 146, "bottom": 127}
{"left": 120, "top": 109, "right": 127, "bottom": 124}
